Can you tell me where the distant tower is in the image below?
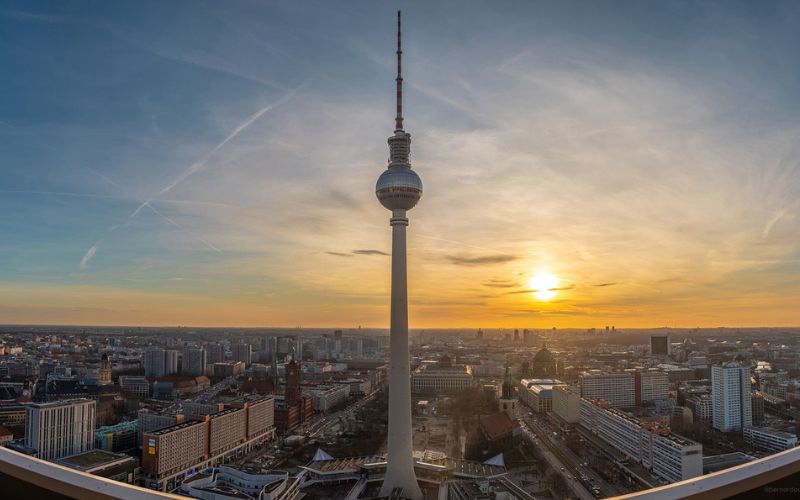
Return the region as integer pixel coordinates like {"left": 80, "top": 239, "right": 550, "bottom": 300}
{"left": 99, "top": 354, "right": 112, "bottom": 385}
{"left": 376, "top": 11, "right": 423, "bottom": 500}
{"left": 285, "top": 359, "right": 301, "bottom": 405}
{"left": 499, "top": 365, "right": 517, "bottom": 418}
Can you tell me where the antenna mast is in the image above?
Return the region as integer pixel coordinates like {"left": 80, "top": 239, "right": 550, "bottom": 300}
{"left": 395, "top": 10, "right": 403, "bottom": 131}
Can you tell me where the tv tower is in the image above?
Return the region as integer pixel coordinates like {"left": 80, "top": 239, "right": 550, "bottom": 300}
{"left": 375, "top": 10, "right": 423, "bottom": 500}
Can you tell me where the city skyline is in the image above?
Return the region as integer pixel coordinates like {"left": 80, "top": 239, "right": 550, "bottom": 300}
{"left": 3, "top": 1, "right": 800, "bottom": 328}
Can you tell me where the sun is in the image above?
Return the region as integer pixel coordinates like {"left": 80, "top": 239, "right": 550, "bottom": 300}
{"left": 528, "top": 272, "right": 559, "bottom": 301}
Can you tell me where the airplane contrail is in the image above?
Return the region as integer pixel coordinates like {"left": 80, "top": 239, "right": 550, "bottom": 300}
{"left": 129, "top": 79, "right": 311, "bottom": 220}
{"left": 79, "top": 78, "right": 310, "bottom": 268}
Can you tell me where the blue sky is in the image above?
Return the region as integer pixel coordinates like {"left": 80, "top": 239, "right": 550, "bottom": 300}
{"left": 1, "top": 1, "right": 799, "bottom": 327}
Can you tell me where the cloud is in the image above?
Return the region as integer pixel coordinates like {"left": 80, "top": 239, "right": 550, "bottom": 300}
{"left": 446, "top": 254, "right": 518, "bottom": 266}
{"left": 326, "top": 252, "right": 353, "bottom": 258}
{"left": 80, "top": 243, "right": 99, "bottom": 269}
{"left": 593, "top": 282, "right": 618, "bottom": 287}
{"left": 482, "top": 279, "right": 519, "bottom": 288}
{"left": 352, "top": 249, "right": 389, "bottom": 256}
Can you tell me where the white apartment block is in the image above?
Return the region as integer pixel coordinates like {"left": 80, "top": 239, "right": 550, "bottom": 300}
{"left": 743, "top": 426, "right": 798, "bottom": 453}
{"left": 580, "top": 399, "right": 702, "bottom": 483}
{"left": 579, "top": 371, "right": 636, "bottom": 408}
{"left": 712, "top": 363, "right": 752, "bottom": 432}
{"left": 25, "top": 399, "right": 96, "bottom": 461}
{"left": 552, "top": 385, "right": 581, "bottom": 424}
{"left": 638, "top": 370, "right": 669, "bottom": 403}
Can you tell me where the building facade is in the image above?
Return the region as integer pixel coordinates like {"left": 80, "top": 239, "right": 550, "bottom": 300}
{"left": 24, "top": 399, "right": 96, "bottom": 461}
{"left": 743, "top": 426, "right": 798, "bottom": 453}
{"left": 712, "top": 363, "right": 752, "bottom": 432}
{"left": 579, "top": 372, "right": 636, "bottom": 408}
{"left": 579, "top": 398, "right": 702, "bottom": 483}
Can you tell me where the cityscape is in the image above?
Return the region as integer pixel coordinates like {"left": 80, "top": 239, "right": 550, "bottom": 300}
{"left": 2, "top": 2, "right": 800, "bottom": 500}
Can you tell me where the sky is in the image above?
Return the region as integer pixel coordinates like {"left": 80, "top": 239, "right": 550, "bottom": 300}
{"left": 1, "top": 0, "right": 799, "bottom": 328}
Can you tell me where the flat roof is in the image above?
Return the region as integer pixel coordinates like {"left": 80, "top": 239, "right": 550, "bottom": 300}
{"left": 58, "top": 450, "right": 131, "bottom": 470}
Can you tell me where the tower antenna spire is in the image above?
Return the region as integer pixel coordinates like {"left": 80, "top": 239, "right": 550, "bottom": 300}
{"left": 395, "top": 10, "right": 403, "bottom": 131}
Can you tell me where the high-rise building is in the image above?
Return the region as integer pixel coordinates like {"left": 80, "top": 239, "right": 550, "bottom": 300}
{"left": 25, "top": 399, "right": 96, "bottom": 461}
{"left": 209, "top": 344, "right": 225, "bottom": 364}
{"left": 183, "top": 348, "right": 207, "bottom": 377}
{"left": 650, "top": 334, "right": 671, "bottom": 357}
{"left": 712, "top": 363, "right": 752, "bottom": 432}
{"left": 232, "top": 343, "right": 252, "bottom": 367}
{"left": 374, "top": 11, "right": 423, "bottom": 499}
{"left": 165, "top": 349, "right": 179, "bottom": 375}
{"left": 144, "top": 348, "right": 179, "bottom": 377}
{"left": 144, "top": 348, "right": 166, "bottom": 377}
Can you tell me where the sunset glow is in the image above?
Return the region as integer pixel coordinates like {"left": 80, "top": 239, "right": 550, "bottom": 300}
{"left": 528, "top": 272, "right": 559, "bottom": 301}
{"left": 1, "top": 3, "right": 799, "bottom": 329}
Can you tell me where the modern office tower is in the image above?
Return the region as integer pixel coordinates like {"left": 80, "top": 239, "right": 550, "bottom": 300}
{"left": 25, "top": 399, "right": 96, "bottom": 460}
{"left": 232, "top": 343, "right": 252, "bottom": 367}
{"left": 375, "top": 11, "right": 423, "bottom": 499}
{"left": 209, "top": 343, "right": 225, "bottom": 364}
{"left": 579, "top": 371, "right": 636, "bottom": 408}
{"left": 144, "top": 348, "right": 166, "bottom": 377}
{"left": 650, "top": 333, "right": 671, "bottom": 356}
{"left": 712, "top": 363, "right": 752, "bottom": 432}
{"left": 183, "top": 347, "right": 208, "bottom": 377}
{"left": 514, "top": 329, "right": 520, "bottom": 342}
{"left": 99, "top": 353, "right": 112, "bottom": 385}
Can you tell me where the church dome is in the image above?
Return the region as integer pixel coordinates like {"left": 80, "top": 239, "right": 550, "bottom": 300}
{"left": 533, "top": 345, "right": 554, "bottom": 364}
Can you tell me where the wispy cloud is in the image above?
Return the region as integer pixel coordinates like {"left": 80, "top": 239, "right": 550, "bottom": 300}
{"left": 352, "top": 249, "right": 389, "bottom": 256}
{"left": 326, "top": 252, "right": 353, "bottom": 258}
{"left": 482, "top": 279, "right": 519, "bottom": 288}
{"left": 80, "top": 242, "right": 99, "bottom": 269}
{"left": 446, "top": 254, "right": 518, "bottom": 266}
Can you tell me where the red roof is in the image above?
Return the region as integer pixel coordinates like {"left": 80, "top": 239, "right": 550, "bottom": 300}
{"left": 479, "top": 412, "right": 515, "bottom": 441}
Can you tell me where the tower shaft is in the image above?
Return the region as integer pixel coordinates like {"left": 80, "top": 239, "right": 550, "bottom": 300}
{"left": 380, "top": 210, "right": 422, "bottom": 499}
